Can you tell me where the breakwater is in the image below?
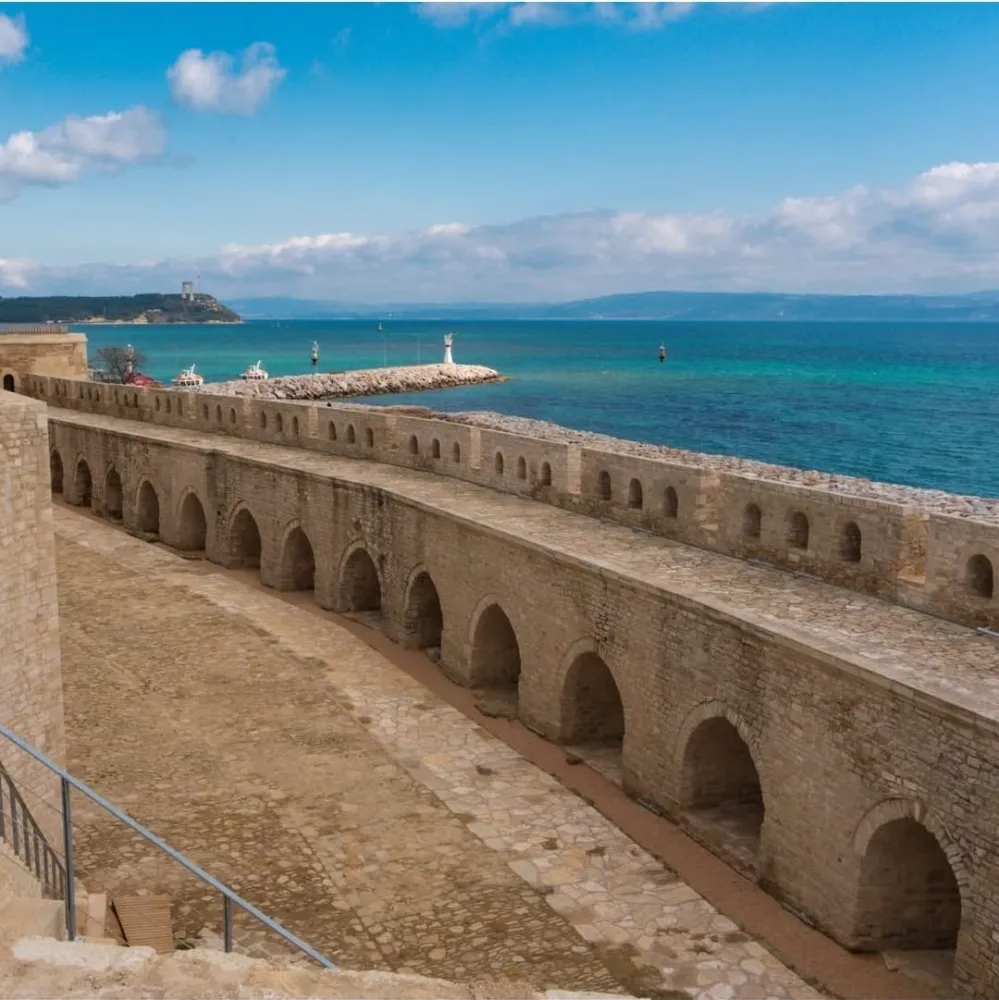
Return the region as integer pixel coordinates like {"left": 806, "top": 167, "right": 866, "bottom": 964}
{"left": 202, "top": 363, "right": 501, "bottom": 400}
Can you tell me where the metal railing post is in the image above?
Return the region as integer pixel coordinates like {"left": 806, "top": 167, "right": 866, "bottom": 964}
{"left": 61, "top": 777, "right": 76, "bottom": 941}
{"left": 223, "top": 895, "right": 233, "bottom": 952}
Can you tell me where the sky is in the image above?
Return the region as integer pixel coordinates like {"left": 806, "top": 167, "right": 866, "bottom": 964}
{"left": 4, "top": 1, "right": 999, "bottom": 303}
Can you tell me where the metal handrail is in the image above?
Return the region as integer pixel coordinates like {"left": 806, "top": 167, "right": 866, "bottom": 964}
{"left": 0, "top": 764, "right": 66, "bottom": 899}
{"left": 0, "top": 723, "right": 335, "bottom": 968}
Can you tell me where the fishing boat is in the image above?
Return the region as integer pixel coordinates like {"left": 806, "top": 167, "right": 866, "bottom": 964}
{"left": 172, "top": 364, "right": 204, "bottom": 388}
{"left": 240, "top": 360, "right": 269, "bottom": 382}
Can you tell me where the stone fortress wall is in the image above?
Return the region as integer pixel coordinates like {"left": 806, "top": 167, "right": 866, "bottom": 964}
{"left": 0, "top": 327, "right": 89, "bottom": 391}
{"left": 0, "top": 390, "right": 67, "bottom": 851}
{"left": 17, "top": 372, "right": 999, "bottom": 998}
{"left": 18, "top": 371, "right": 999, "bottom": 633}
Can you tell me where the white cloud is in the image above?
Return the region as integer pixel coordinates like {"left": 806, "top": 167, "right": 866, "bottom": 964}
{"left": 167, "top": 42, "right": 285, "bottom": 115}
{"left": 0, "top": 106, "right": 166, "bottom": 199}
{"left": 416, "top": 2, "right": 698, "bottom": 30}
{"left": 0, "top": 13, "right": 28, "bottom": 64}
{"left": 16, "top": 161, "right": 999, "bottom": 300}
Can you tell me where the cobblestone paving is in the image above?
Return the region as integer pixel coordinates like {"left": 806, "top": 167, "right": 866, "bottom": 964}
{"left": 54, "top": 507, "right": 823, "bottom": 999}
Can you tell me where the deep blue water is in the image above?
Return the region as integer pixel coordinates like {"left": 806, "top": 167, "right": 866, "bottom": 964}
{"left": 76, "top": 320, "right": 999, "bottom": 498}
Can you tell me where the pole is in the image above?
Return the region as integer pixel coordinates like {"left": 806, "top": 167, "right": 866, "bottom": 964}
{"left": 61, "top": 777, "right": 76, "bottom": 941}
{"left": 223, "top": 895, "right": 233, "bottom": 951}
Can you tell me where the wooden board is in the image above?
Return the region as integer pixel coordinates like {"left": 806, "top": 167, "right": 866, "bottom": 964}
{"left": 111, "top": 895, "right": 173, "bottom": 953}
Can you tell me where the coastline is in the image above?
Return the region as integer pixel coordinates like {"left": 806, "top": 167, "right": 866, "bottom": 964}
{"left": 201, "top": 362, "right": 503, "bottom": 400}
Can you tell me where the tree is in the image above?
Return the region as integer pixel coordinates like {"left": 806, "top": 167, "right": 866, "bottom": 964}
{"left": 95, "top": 345, "right": 146, "bottom": 384}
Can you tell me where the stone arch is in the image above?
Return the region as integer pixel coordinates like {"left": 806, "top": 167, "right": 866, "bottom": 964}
{"left": 408, "top": 434, "right": 419, "bottom": 456}
{"left": 278, "top": 523, "right": 315, "bottom": 591}
{"left": 337, "top": 543, "right": 382, "bottom": 612}
{"left": 840, "top": 521, "right": 863, "bottom": 563}
{"left": 743, "top": 502, "right": 762, "bottom": 539}
{"left": 176, "top": 490, "right": 207, "bottom": 552}
{"left": 228, "top": 506, "right": 262, "bottom": 569}
{"left": 628, "top": 478, "right": 643, "bottom": 509}
{"left": 104, "top": 466, "right": 123, "bottom": 521}
{"left": 965, "top": 554, "right": 993, "bottom": 599}
{"left": 328, "top": 421, "right": 337, "bottom": 441}
{"left": 598, "top": 470, "right": 611, "bottom": 502}
{"left": 540, "top": 462, "right": 552, "bottom": 486}
{"left": 558, "top": 642, "right": 625, "bottom": 746}
{"left": 215, "top": 404, "right": 222, "bottom": 424}
{"left": 2, "top": 373, "right": 15, "bottom": 392}
{"left": 675, "top": 701, "right": 765, "bottom": 868}
{"left": 50, "top": 450, "right": 64, "bottom": 494}
{"left": 517, "top": 456, "right": 527, "bottom": 480}
{"left": 787, "top": 510, "right": 809, "bottom": 549}
{"left": 494, "top": 451, "right": 505, "bottom": 476}
{"left": 365, "top": 427, "right": 374, "bottom": 448}
{"left": 259, "top": 412, "right": 267, "bottom": 431}
{"left": 432, "top": 438, "right": 441, "bottom": 460}
{"left": 851, "top": 799, "right": 966, "bottom": 954}
{"left": 73, "top": 457, "right": 93, "bottom": 508}
{"left": 136, "top": 480, "right": 160, "bottom": 536}
{"left": 664, "top": 485, "right": 679, "bottom": 518}
{"left": 347, "top": 424, "right": 356, "bottom": 444}
{"left": 292, "top": 415, "right": 299, "bottom": 437}
{"left": 275, "top": 413, "right": 284, "bottom": 435}
{"left": 452, "top": 442, "right": 461, "bottom": 463}
{"left": 468, "top": 598, "right": 521, "bottom": 691}
{"left": 229, "top": 407, "right": 237, "bottom": 426}
{"left": 403, "top": 566, "right": 443, "bottom": 650}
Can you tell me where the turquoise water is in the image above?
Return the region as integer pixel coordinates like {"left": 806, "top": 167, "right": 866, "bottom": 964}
{"left": 77, "top": 320, "right": 999, "bottom": 498}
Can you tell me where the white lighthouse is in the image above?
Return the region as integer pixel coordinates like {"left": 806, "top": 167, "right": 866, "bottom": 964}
{"left": 443, "top": 332, "right": 454, "bottom": 365}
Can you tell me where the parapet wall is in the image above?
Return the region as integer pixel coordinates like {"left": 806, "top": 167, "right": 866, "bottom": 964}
{"left": 20, "top": 374, "right": 999, "bottom": 632}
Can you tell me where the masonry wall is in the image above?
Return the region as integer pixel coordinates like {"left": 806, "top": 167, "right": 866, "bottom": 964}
{"left": 0, "top": 393, "right": 67, "bottom": 852}
{"left": 0, "top": 332, "right": 89, "bottom": 386}
{"left": 48, "top": 412, "right": 999, "bottom": 998}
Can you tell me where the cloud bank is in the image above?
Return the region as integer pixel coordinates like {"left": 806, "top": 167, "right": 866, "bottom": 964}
{"left": 9, "top": 161, "right": 999, "bottom": 300}
{"left": 0, "top": 13, "right": 28, "bottom": 64}
{"left": 0, "top": 106, "right": 167, "bottom": 200}
{"left": 167, "top": 43, "right": 286, "bottom": 115}
{"left": 417, "top": 3, "right": 719, "bottom": 31}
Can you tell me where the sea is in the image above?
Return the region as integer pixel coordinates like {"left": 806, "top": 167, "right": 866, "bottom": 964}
{"left": 75, "top": 319, "right": 999, "bottom": 499}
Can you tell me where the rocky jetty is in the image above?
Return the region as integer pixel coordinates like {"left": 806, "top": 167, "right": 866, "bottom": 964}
{"left": 443, "top": 411, "right": 999, "bottom": 523}
{"left": 203, "top": 364, "right": 501, "bottom": 401}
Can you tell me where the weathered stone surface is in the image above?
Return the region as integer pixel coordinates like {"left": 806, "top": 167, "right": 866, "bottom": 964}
{"left": 202, "top": 363, "right": 502, "bottom": 400}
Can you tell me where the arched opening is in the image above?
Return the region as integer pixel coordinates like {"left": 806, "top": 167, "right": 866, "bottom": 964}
{"left": 628, "top": 478, "right": 643, "bottom": 509}
{"left": 853, "top": 817, "right": 961, "bottom": 978}
{"left": 743, "top": 503, "right": 762, "bottom": 539}
{"left": 215, "top": 404, "right": 222, "bottom": 424}
{"left": 517, "top": 456, "right": 527, "bottom": 480}
{"left": 347, "top": 424, "right": 356, "bottom": 444}
{"left": 229, "top": 508, "right": 262, "bottom": 569}
{"left": 680, "top": 717, "right": 764, "bottom": 871}
{"left": 452, "top": 442, "right": 461, "bottom": 463}
{"left": 259, "top": 412, "right": 267, "bottom": 430}
{"left": 137, "top": 481, "right": 160, "bottom": 536}
{"left": 278, "top": 526, "right": 315, "bottom": 591}
{"left": 201, "top": 403, "right": 209, "bottom": 420}
{"left": 664, "top": 486, "right": 679, "bottom": 518}
{"left": 104, "top": 467, "right": 123, "bottom": 521}
{"left": 177, "top": 492, "right": 207, "bottom": 552}
{"left": 229, "top": 407, "right": 236, "bottom": 426}
{"left": 328, "top": 421, "right": 337, "bottom": 441}
{"left": 540, "top": 462, "right": 552, "bottom": 486}
{"left": 787, "top": 511, "right": 809, "bottom": 550}
{"left": 966, "top": 554, "right": 994, "bottom": 599}
{"left": 276, "top": 413, "right": 284, "bottom": 434}
{"left": 50, "top": 451, "right": 64, "bottom": 495}
{"left": 470, "top": 603, "right": 521, "bottom": 694}
{"left": 494, "top": 451, "right": 504, "bottom": 476}
{"left": 408, "top": 435, "right": 419, "bottom": 455}
{"left": 73, "top": 459, "right": 93, "bottom": 508}
{"left": 2, "top": 373, "right": 15, "bottom": 392}
{"left": 560, "top": 652, "right": 625, "bottom": 784}
{"left": 840, "top": 521, "right": 863, "bottom": 563}
{"left": 339, "top": 547, "right": 382, "bottom": 613}
{"left": 431, "top": 438, "right": 441, "bottom": 459}
{"left": 404, "top": 571, "right": 443, "bottom": 652}
{"left": 598, "top": 470, "right": 611, "bottom": 502}
{"left": 365, "top": 427, "right": 374, "bottom": 448}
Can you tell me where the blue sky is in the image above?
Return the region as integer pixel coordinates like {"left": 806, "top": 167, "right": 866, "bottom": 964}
{"left": 4, "top": 2, "right": 999, "bottom": 301}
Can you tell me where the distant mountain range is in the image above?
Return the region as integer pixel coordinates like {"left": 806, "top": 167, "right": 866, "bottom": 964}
{"left": 228, "top": 290, "right": 999, "bottom": 322}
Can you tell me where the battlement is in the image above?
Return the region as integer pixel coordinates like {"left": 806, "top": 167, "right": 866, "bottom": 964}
{"left": 20, "top": 373, "right": 999, "bottom": 633}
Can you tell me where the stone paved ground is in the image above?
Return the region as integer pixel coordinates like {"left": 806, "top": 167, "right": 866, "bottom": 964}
{"left": 51, "top": 506, "right": 822, "bottom": 1000}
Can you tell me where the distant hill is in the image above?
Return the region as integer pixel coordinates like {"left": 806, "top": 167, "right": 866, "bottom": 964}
{"left": 0, "top": 294, "right": 241, "bottom": 325}
{"left": 229, "top": 291, "right": 999, "bottom": 322}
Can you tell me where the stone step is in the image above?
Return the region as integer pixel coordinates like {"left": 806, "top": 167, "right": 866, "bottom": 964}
{"left": 0, "top": 899, "right": 64, "bottom": 942}
{"left": 0, "top": 937, "right": 636, "bottom": 999}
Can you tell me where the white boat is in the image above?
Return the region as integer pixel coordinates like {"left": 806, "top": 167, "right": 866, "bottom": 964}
{"left": 240, "top": 360, "right": 269, "bottom": 381}
{"left": 172, "top": 364, "right": 204, "bottom": 388}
